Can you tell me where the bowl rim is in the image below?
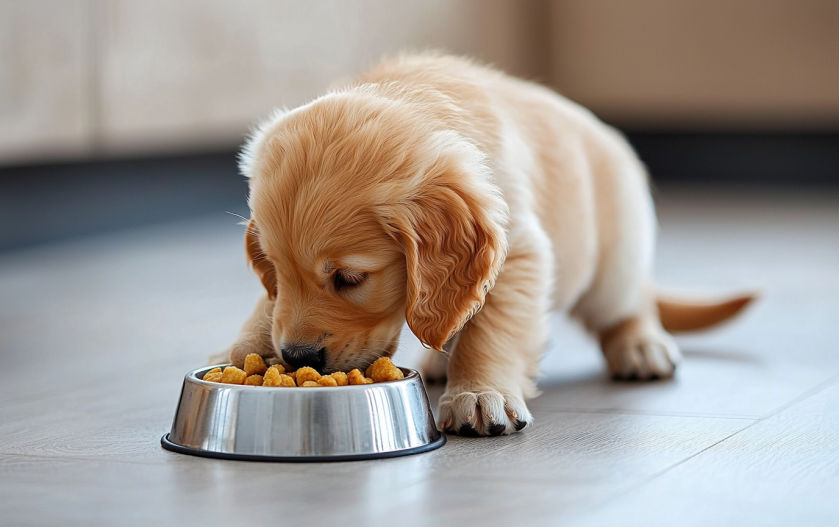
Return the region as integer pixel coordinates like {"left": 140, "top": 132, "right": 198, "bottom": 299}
{"left": 190, "top": 364, "right": 419, "bottom": 390}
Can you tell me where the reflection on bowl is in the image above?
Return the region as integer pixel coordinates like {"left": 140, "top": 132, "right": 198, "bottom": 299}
{"left": 161, "top": 365, "right": 445, "bottom": 461}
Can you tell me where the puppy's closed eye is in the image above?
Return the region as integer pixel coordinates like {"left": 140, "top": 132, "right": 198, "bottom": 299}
{"left": 334, "top": 270, "right": 367, "bottom": 292}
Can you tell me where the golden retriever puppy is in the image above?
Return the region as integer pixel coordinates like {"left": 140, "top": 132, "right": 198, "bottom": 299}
{"left": 219, "top": 53, "right": 753, "bottom": 436}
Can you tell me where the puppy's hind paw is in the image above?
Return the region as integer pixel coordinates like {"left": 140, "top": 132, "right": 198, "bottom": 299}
{"left": 604, "top": 328, "right": 681, "bottom": 381}
{"left": 438, "top": 388, "right": 532, "bottom": 436}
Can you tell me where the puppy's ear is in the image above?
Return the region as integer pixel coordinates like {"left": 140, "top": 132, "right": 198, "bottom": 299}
{"left": 245, "top": 219, "right": 278, "bottom": 300}
{"left": 384, "top": 143, "right": 508, "bottom": 351}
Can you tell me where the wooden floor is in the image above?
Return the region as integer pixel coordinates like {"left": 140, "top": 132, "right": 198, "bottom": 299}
{"left": 1, "top": 184, "right": 837, "bottom": 526}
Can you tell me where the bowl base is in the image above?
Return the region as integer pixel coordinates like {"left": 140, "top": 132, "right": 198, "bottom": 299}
{"left": 161, "top": 433, "right": 446, "bottom": 463}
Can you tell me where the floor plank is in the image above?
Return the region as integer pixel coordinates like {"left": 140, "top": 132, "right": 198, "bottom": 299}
{"left": 1, "top": 185, "right": 837, "bottom": 525}
{"left": 570, "top": 377, "right": 839, "bottom": 527}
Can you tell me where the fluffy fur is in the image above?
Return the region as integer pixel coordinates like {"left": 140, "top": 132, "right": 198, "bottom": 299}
{"left": 219, "top": 53, "right": 753, "bottom": 436}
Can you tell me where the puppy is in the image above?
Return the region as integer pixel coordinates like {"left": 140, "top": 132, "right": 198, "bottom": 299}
{"left": 219, "top": 53, "right": 753, "bottom": 436}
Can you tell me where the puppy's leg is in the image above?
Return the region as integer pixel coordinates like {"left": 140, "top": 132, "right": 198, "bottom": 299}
{"left": 438, "top": 233, "right": 552, "bottom": 436}
{"left": 211, "top": 294, "right": 277, "bottom": 367}
{"left": 597, "top": 289, "right": 681, "bottom": 380}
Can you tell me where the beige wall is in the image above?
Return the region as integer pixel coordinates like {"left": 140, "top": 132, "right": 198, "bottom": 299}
{"left": 0, "top": 0, "right": 547, "bottom": 164}
{"left": 549, "top": 0, "right": 839, "bottom": 130}
{"left": 1, "top": 0, "right": 837, "bottom": 165}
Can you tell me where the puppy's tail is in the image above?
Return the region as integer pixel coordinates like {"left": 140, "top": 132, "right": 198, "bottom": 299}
{"left": 657, "top": 292, "right": 757, "bottom": 333}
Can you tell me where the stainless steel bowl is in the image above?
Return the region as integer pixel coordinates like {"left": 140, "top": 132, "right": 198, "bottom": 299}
{"left": 161, "top": 365, "right": 445, "bottom": 461}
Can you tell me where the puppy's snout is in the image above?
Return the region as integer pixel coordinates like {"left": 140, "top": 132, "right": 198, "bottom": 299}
{"left": 281, "top": 344, "right": 326, "bottom": 371}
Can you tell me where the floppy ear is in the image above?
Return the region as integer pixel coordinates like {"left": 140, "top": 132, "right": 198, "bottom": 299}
{"left": 384, "top": 149, "right": 509, "bottom": 351}
{"left": 245, "top": 219, "right": 278, "bottom": 300}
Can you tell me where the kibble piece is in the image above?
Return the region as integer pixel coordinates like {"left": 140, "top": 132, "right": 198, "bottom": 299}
{"left": 203, "top": 372, "right": 223, "bottom": 383}
{"left": 278, "top": 374, "right": 296, "bottom": 387}
{"left": 367, "top": 357, "right": 404, "bottom": 382}
{"left": 204, "top": 367, "right": 222, "bottom": 379}
{"left": 331, "top": 371, "right": 348, "bottom": 386}
{"left": 287, "top": 370, "right": 297, "bottom": 381}
{"left": 296, "top": 367, "right": 321, "bottom": 384}
{"left": 263, "top": 367, "right": 281, "bottom": 387}
{"left": 347, "top": 369, "right": 367, "bottom": 385}
{"left": 221, "top": 366, "right": 247, "bottom": 384}
{"left": 365, "top": 377, "right": 374, "bottom": 384}
{"left": 317, "top": 375, "right": 338, "bottom": 387}
{"left": 244, "top": 374, "right": 264, "bottom": 386}
{"left": 266, "top": 364, "right": 286, "bottom": 376}
{"left": 243, "top": 354, "right": 268, "bottom": 376}
{"left": 301, "top": 380, "right": 319, "bottom": 387}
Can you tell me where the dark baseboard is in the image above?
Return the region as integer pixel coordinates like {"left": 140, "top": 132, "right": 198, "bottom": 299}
{"left": 0, "top": 152, "right": 247, "bottom": 253}
{"left": 625, "top": 131, "right": 839, "bottom": 186}
{"left": 1, "top": 131, "right": 837, "bottom": 253}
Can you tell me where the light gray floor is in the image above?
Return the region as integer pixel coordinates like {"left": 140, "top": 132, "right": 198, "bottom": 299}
{"left": 1, "top": 185, "right": 837, "bottom": 526}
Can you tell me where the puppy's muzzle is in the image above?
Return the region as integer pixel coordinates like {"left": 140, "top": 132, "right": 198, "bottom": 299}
{"left": 282, "top": 344, "right": 326, "bottom": 371}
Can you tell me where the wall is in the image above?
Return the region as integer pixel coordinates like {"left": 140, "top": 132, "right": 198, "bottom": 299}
{"left": 549, "top": 0, "right": 839, "bottom": 130}
{"left": 0, "top": 0, "right": 548, "bottom": 164}
{"left": 2, "top": 0, "right": 837, "bottom": 165}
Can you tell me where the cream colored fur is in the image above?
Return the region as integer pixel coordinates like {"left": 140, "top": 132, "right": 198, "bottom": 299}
{"left": 218, "top": 53, "right": 751, "bottom": 436}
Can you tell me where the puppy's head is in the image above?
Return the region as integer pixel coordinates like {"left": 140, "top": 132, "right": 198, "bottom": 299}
{"left": 241, "top": 89, "right": 508, "bottom": 372}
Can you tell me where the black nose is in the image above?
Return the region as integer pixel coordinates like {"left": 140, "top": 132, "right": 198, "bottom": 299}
{"left": 281, "top": 345, "right": 326, "bottom": 371}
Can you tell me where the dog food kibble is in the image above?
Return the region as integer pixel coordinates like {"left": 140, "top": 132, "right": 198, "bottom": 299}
{"left": 243, "top": 354, "right": 268, "bottom": 376}
{"left": 221, "top": 366, "right": 248, "bottom": 384}
{"left": 347, "top": 369, "right": 367, "bottom": 385}
{"left": 201, "top": 358, "right": 404, "bottom": 388}
{"left": 203, "top": 371, "right": 223, "bottom": 383}
{"left": 366, "top": 357, "right": 405, "bottom": 382}
{"left": 296, "top": 367, "right": 321, "bottom": 384}
{"left": 262, "top": 367, "right": 283, "bottom": 387}
{"left": 317, "top": 375, "right": 338, "bottom": 387}
{"left": 245, "top": 374, "right": 264, "bottom": 386}
{"left": 203, "top": 367, "right": 223, "bottom": 382}
{"left": 331, "top": 371, "right": 349, "bottom": 386}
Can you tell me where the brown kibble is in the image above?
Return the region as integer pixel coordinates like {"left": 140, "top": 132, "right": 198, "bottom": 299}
{"left": 331, "top": 371, "right": 348, "bottom": 386}
{"left": 278, "top": 374, "right": 296, "bottom": 387}
{"left": 296, "top": 367, "right": 321, "bottom": 384}
{"left": 301, "top": 380, "right": 319, "bottom": 387}
{"left": 347, "top": 369, "right": 367, "bottom": 385}
{"left": 287, "top": 370, "right": 297, "bottom": 381}
{"left": 203, "top": 372, "right": 223, "bottom": 383}
{"left": 245, "top": 374, "right": 264, "bottom": 386}
{"left": 221, "top": 366, "right": 247, "bottom": 384}
{"left": 266, "top": 364, "right": 286, "bottom": 376}
{"left": 262, "top": 367, "right": 287, "bottom": 387}
{"left": 243, "top": 353, "right": 268, "bottom": 376}
{"left": 365, "top": 377, "right": 374, "bottom": 384}
{"left": 317, "top": 375, "right": 338, "bottom": 387}
{"left": 367, "top": 357, "right": 404, "bottom": 382}
{"left": 204, "top": 367, "right": 222, "bottom": 379}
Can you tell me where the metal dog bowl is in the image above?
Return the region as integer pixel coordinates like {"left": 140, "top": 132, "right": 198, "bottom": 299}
{"left": 161, "top": 365, "right": 446, "bottom": 461}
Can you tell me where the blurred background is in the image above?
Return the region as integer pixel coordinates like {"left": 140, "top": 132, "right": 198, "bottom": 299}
{"left": 1, "top": 0, "right": 838, "bottom": 251}
{"left": 3, "top": 4, "right": 839, "bottom": 523}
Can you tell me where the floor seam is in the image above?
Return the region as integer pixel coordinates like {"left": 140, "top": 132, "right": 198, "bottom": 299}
{"left": 585, "top": 371, "right": 839, "bottom": 510}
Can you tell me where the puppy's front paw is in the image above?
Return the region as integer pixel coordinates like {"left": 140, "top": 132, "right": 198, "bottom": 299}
{"left": 228, "top": 336, "right": 276, "bottom": 368}
{"left": 438, "top": 387, "right": 532, "bottom": 436}
{"left": 604, "top": 327, "right": 681, "bottom": 381}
